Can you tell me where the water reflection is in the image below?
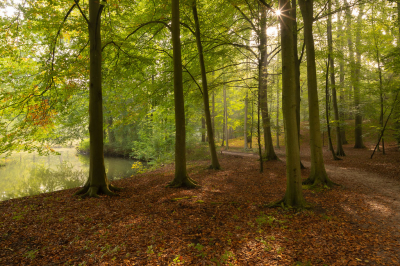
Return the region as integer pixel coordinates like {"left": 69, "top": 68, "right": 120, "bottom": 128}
{"left": 0, "top": 148, "right": 144, "bottom": 201}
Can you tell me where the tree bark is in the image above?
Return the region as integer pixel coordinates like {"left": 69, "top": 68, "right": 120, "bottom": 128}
{"left": 292, "top": 1, "right": 306, "bottom": 169}
{"left": 344, "top": 0, "right": 365, "bottom": 148}
{"left": 335, "top": 1, "right": 348, "bottom": 145}
{"left": 328, "top": 0, "right": 345, "bottom": 156}
{"left": 167, "top": 0, "right": 197, "bottom": 188}
{"left": 299, "top": 0, "right": 334, "bottom": 187}
{"left": 354, "top": 4, "right": 365, "bottom": 149}
{"left": 192, "top": 0, "right": 220, "bottom": 169}
{"left": 224, "top": 85, "right": 228, "bottom": 150}
{"left": 259, "top": 5, "right": 278, "bottom": 161}
{"left": 75, "top": 0, "right": 120, "bottom": 197}
{"left": 270, "top": 0, "right": 305, "bottom": 208}
{"left": 276, "top": 70, "right": 280, "bottom": 149}
{"left": 244, "top": 91, "right": 248, "bottom": 149}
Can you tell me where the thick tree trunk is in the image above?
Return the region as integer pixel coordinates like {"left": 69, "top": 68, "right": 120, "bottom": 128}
{"left": 328, "top": 0, "right": 345, "bottom": 156}
{"left": 167, "top": 0, "right": 197, "bottom": 188}
{"left": 75, "top": 0, "right": 119, "bottom": 197}
{"left": 192, "top": 1, "right": 220, "bottom": 169}
{"left": 270, "top": 0, "right": 305, "bottom": 208}
{"left": 259, "top": 5, "right": 278, "bottom": 161}
{"left": 299, "top": 0, "right": 334, "bottom": 187}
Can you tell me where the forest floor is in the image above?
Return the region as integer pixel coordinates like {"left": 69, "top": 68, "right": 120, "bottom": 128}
{"left": 1, "top": 136, "right": 400, "bottom": 265}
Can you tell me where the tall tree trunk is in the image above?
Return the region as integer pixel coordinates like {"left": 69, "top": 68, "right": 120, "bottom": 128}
{"left": 276, "top": 70, "right": 280, "bottom": 149}
{"left": 201, "top": 116, "right": 206, "bottom": 142}
{"left": 345, "top": 0, "right": 365, "bottom": 148}
{"left": 292, "top": 0, "right": 306, "bottom": 169}
{"left": 75, "top": 0, "right": 119, "bottom": 197}
{"left": 108, "top": 116, "right": 116, "bottom": 144}
{"left": 192, "top": 1, "right": 220, "bottom": 169}
{"left": 244, "top": 91, "right": 248, "bottom": 149}
{"left": 212, "top": 90, "right": 215, "bottom": 135}
{"left": 354, "top": 4, "right": 365, "bottom": 149}
{"left": 270, "top": 0, "right": 305, "bottom": 208}
{"left": 167, "top": 0, "right": 197, "bottom": 188}
{"left": 328, "top": 0, "right": 345, "bottom": 156}
{"left": 224, "top": 85, "right": 228, "bottom": 150}
{"left": 250, "top": 98, "right": 253, "bottom": 149}
{"left": 257, "top": 78, "right": 263, "bottom": 173}
{"left": 259, "top": 5, "right": 278, "bottom": 161}
{"left": 299, "top": 0, "right": 334, "bottom": 187}
{"left": 373, "top": 16, "right": 385, "bottom": 154}
{"left": 335, "top": 1, "right": 348, "bottom": 145}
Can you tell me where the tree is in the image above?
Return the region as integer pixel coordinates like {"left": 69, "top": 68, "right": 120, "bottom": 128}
{"left": 299, "top": 0, "right": 334, "bottom": 187}
{"left": 259, "top": 4, "right": 278, "bottom": 161}
{"left": 344, "top": 0, "right": 365, "bottom": 149}
{"left": 167, "top": 0, "right": 198, "bottom": 188}
{"left": 327, "top": 0, "right": 345, "bottom": 157}
{"left": 270, "top": 0, "right": 306, "bottom": 208}
{"left": 74, "top": 0, "right": 120, "bottom": 197}
{"left": 192, "top": 0, "right": 221, "bottom": 170}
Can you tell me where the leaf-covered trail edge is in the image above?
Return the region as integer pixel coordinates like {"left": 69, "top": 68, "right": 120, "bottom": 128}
{"left": 0, "top": 147, "right": 399, "bottom": 265}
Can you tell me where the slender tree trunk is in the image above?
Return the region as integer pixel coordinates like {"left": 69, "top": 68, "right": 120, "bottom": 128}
{"left": 108, "top": 116, "right": 116, "bottom": 144}
{"left": 292, "top": 0, "right": 306, "bottom": 169}
{"left": 372, "top": 9, "right": 385, "bottom": 154}
{"left": 257, "top": 78, "right": 263, "bottom": 173}
{"left": 167, "top": 0, "right": 197, "bottom": 188}
{"left": 345, "top": 0, "right": 365, "bottom": 148}
{"left": 192, "top": 1, "right": 220, "bottom": 169}
{"left": 212, "top": 90, "right": 215, "bottom": 135}
{"left": 270, "top": 0, "right": 305, "bottom": 208}
{"left": 276, "top": 71, "right": 280, "bottom": 149}
{"left": 328, "top": 0, "right": 345, "bottom": 156}
{"left": 244, "top": 91, "right": 248, "bottom": 149}
{"left": 335, "top": 1, "right": 348, "bottom": 144}
{"left": 224, "top": 85, "right": 228, "bottom": 150}
{"left": 75, "top": 0, "right": 119, "bottom": 197}
{"left": 201, "top": 116, "right": 206, "bottom": 142}
{"left": 299, "top": 0, "right": 334, "bottom": 187}
{"left": 325, "top": 58, "right": 340, "bottom": 160}
{"left": 250, "top": 98, "right": 253, "bottom": 149}
{"left": 259, "top": 5, "right": 278, "bottom": 161}
{"left": 354, "top": 4, "right": 365, "bottom": 149}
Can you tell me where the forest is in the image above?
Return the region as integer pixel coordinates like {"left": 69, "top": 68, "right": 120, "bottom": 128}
{"left": 1, "top": 0, "right": 400, "bottom": 265}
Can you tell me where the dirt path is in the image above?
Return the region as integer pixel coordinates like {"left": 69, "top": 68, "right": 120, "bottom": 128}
{"left": 221, "top": 150, "right": 400, "bottom": 233}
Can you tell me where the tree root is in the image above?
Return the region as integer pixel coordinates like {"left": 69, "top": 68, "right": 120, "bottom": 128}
{"left": 302, "top": 177, "right": 340, "bottom": 188}
{"left": 262, "top": 154, "right": 279, "bottom": 161}
{"left": 266, "top": 198, "right": 309, "bottom": 210}
{"left": 208, "top": 164, "right": 221, "bottom": 170}
{"left": 336, "top": 150, "right": 346, "bottom": 157}
{"left": 75, "top": 184, "right": 119, "bottom": 198}
{"left": 166, "top": 177, "right": 199, "bottom": 188}
{"left": 109, "top": 184, "right": 123, "bottom": 192}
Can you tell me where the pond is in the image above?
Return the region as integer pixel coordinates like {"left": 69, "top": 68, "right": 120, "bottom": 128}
{"left": 0, "top": 148, "right": 146, "bottom": 201}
